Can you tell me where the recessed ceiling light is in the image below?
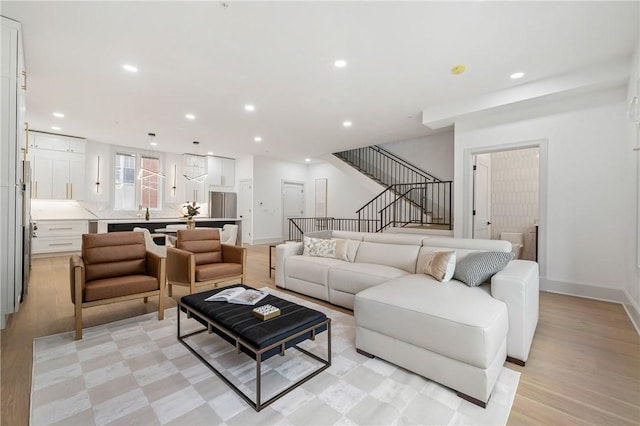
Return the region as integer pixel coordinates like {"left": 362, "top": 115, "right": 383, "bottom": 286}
{"left": 254, "top": 136, "right": 262, "bottom": 142}
{"left": 334, "top": 59, "right": 347, "bottom": 68}
{"left": 510, "top": 72, "right": 525, "bottom": 79}
{"left": 150, "top": 142, "right": 158, "bottom": 146}
{"left": 244, "top": 104, "right": 255, "bottom": 112}
{"left": 305, "top": 158, "right": 311, "bottom": 162}
{"left": 51, "top": 126, "right": 61, "bottom": 131}
{"left": 122, "top": 64, "right": 138, "bottom": 73}
{"left": 52, "top": 112, "right": 64, "bottom": 118}
{"left": 207, "top": 151, "right": 214, "bottom": 155}
{"left": 343, "top": 121, "right": 352, "bottom": 127}
{"left": 185, "top": 114, "right": 196, "bottom": 120}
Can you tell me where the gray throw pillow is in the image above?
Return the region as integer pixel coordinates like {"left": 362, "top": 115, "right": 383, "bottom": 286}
{"left": 453, "top": 251, "right": 514, "bottom": 287}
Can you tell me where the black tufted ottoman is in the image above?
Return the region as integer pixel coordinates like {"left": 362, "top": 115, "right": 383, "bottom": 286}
{"left": 178, "top": 285, "right": 331, "bottom": 411}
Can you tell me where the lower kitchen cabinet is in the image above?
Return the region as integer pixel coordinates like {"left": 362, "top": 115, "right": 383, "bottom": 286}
{"left": 32, "top": 219, "right": 87, "bottom": 254}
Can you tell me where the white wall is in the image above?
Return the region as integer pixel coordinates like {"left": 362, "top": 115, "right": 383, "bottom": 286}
{"left": 235, "top": 155, "right": 254, "bottom": 182}
{"left": 625, "top": 41, "right": 640, "bottom": 330}
{"left": 83, "top": 139, "right": 111, "bottom": 207}
{"left": 455, "top": 86, "right": 630, "bottom": 301}
{"left": 379, "top": 130, "right": 454, "bottom": 181}
{"left": 163, "top": 151, "right": 184, "bottom": 208}
{"left": 252, "top": 156, "right": 307, "bottom": 243}
{"left": 306, "top": 162, "right": 377, "bottom": 219}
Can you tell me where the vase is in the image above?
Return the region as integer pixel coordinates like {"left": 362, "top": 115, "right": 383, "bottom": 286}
{"left": 186, "top": 218, "right": 196, "bottom": 229}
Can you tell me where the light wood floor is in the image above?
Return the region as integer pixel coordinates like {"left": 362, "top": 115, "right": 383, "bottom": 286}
{"left": 2, "top": 244, "right": 639, "bottom": 425}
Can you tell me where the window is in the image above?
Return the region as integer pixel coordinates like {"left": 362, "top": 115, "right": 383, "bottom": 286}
{"left": 114, "top": 153, "right": 162, "bottom": 210}
{"left": 114, "top": 153, "right": 136, "bottom": 210}
{"left": 140, "top": 156, "right": 161, "bottom": 209}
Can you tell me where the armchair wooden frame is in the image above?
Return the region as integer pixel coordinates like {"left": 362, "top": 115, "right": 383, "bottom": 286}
{"left": 166, "top": 244, "right": 246, "bottom": 296}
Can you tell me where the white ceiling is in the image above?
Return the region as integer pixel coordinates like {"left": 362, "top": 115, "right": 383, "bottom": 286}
{"left": 2, "top": 1, "right": 638, "bottom": 163}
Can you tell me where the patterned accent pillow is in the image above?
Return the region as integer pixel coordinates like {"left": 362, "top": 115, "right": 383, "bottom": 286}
{"left": 453, "top": 251, "right": 514, "bottom": 287}
{"left": 423, "top": 250, "right": 456, "bottom": 282}
{"left": 303, "top": 236, "right": 336, "bottom": 258}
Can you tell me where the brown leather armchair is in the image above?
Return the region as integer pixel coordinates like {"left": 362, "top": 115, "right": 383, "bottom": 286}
{"left": 166, "top": 229, "right": 246, "bottom": 296}
{"left": 70, "top": 232, "right": 166, "bottom": 340}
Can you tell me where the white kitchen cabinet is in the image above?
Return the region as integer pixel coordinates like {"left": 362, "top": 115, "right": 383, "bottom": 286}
{"left": 208, "top": 156, "right": 235, "bottom": 188}
{"left": 32, "top": 151, "right": 53, "bottom": 199}
{"left": 31, "top": 147, "right": 85, "bottom": 200}
{"left": 32, "top": 219, "right": 87, "bottom": 254}
{"left": 1, "top": 16, "right": 26, "bottom": 325}
{"left": 29, "top": 131, "right": 85, "bottom": 153}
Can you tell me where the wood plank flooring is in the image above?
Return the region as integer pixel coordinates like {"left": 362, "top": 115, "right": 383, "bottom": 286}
{"left": 2, "top": 244, "right": 639, "bottom": 425}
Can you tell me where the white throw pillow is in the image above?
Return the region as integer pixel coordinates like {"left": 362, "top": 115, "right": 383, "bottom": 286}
{"left": 331, "top": 238, "right": 349, "bottom": 261}
{"left": 423, "top": 250, "right": 456, "bottom": 282}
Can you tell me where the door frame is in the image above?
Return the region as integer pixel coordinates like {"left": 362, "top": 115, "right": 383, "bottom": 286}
{"left": 463, "top": 139, "right": 548, "bottom": 277}
{"left": 472, "top": 153, "right": 492, "bottom": 239}
{"left": 281, "top": 180, "right": 306, "bottom": 240}
{"left": 239, "top": 178, "right": 252, "bottom": 245}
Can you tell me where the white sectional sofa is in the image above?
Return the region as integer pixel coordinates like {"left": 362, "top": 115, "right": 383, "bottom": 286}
{"left": 276, "top": 230, "right": 539, "bottom": 407}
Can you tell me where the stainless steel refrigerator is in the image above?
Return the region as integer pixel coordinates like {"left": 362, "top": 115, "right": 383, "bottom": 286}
{"left": 208, "top": 192, "right": 237, "bottom": 218}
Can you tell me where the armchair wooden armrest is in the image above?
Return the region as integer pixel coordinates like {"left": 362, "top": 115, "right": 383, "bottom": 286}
{"left": 167, "top": 247, "right": 195, "bottom": 285}
{"left": 70, "top": 254, "right": 85, "bottom": 305}
{"left": 146, "top": 251, "right": 166, "bottom": 280}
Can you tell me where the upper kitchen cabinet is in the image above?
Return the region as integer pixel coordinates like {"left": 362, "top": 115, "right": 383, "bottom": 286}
{"left": 29, "top": 131, "right": 86, "bottom": 200}
{"left": 29, "top": 131, "right": 85, "bottom": 153}
{"left": 208, "top": 156, "right": 235, "bottom": 188}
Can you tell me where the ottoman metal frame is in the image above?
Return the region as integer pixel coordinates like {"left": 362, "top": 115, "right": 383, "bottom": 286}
{"left": 177, "top": 300, "right": 331, "bottom": 412}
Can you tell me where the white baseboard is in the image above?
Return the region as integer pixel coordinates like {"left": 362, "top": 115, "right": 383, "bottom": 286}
{"left": 623, "top": 290, "right": 640, "bottom": 335}
{"left": 541, "top": 277, "right": 639, "bottom": 336}
{"left": 250, "top": 237, "right": 287, "bottom": 245}
{"left": 540, "top": 277, "right": 625, "bottom": 303}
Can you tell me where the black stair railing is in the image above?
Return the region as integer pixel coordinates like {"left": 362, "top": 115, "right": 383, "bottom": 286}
{"left": 334, "top": 145, "right": 452, "bottom": 230}
{"left": 287, "top": 217, "right": 379, "bottom": 241}
{"left": 334, "top": 145, "right": 441, "bottom": 187}
{"left": 357, "top": 181, "right": 452, "bottom": 232}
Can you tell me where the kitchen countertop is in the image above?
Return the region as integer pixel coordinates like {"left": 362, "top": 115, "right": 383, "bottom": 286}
{"left": 95, "top": 217, "right": 240, "bottom": 223}
{"left": 31, "top": 200, "right": 98, "bottom": 220}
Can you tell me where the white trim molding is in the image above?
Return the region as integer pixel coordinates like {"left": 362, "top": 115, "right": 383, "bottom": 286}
{"left": 461, "top": 138, "right": 548, "bottom": 278}
{"left": 623, "top": 289, "right": 640, "bottom": 335}
{"left": 540, "top": 277, "right": 624, "bottom": 303}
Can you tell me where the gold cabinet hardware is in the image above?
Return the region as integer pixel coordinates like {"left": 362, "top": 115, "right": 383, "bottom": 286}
{"left": 23, "top": 122, "right": 29, "bottom": 156}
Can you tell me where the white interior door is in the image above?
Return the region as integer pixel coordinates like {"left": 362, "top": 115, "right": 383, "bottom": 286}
{"left": 473, "top": 154, "right": 492, "bottom": 239}
{"left": 239, "top": 179, "right": 252, "bottom": 245}
{"left": 282, "top": 181, "right": 305, "bottom": 240}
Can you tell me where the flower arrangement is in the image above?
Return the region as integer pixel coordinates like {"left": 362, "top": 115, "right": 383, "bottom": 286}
{"left": 181, "top": 201, "right": 201, "bottom": 220}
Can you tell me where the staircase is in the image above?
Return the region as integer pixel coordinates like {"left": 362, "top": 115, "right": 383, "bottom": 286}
{"left": 285, "top": 145, "right": 452, "bottom": 241}
{"left": 334, "top": 145, "right": 452, "bottom": 232}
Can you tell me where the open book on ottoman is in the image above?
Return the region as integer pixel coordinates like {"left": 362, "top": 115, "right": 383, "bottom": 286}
{"left": 204, "top": 287, "right": 268, "bottom": 305}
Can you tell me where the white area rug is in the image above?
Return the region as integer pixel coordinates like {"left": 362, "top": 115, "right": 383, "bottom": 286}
{"left": 30, "top": 289, "right": 519, "bottom": 425}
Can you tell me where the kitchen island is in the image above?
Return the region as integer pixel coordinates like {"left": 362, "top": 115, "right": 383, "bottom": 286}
{"left": 93, "top": 218, "right": 242, "bottom": 244}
